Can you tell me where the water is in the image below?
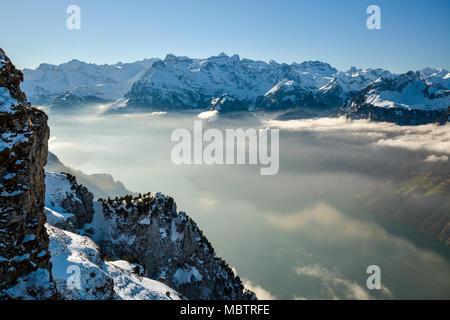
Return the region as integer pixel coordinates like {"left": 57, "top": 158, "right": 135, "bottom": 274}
{"left": 46, "top": 104, "right": 450, "bottom": 299}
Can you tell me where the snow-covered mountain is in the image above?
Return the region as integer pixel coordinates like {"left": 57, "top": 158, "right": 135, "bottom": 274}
{"left": 22, "top": 58, "right": 157, "bottom": 106}
{"left": 22, "top": 53, "right": 449, "bottom": 124}
{"left": 337, "top": 70, "right": 450, "bottom": 125}
{"left": 122, "top": 54, "right": 393, "bottom": 113}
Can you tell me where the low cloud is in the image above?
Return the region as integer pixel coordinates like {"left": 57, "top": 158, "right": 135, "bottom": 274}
{"left": 48, "top": 136, "right": 72, "bottom": 150}
{"left": 294, "top": 264, "right": 392, "bottom": 300}
{"left": 424, "top": 154, "right": 448, "bottom": 162}
{"left": 231, "top": 267, "right": 277, "bottom": 300}
{"left": 197, "top": 110, "right": 218, "bottom": 121}
{"left": 266, "top": 117, "right": 450, "bottom": 155}
{"left": 265, "top": 203, "right": 392, "bottom": 243}
{"left": 242, "top": 279, "right": 277, "bottom": 300}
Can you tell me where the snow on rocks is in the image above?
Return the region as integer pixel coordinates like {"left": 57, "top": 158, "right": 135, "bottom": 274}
{"left": 96, "top": 193, "right": 255, "bottom": 300}
{"left": 47, "top": 224, "right": 180, "bottom": 300}
{"left": 104, "top": 260, "right": 181, "bottom": 300}
{"left": 1, "top": 48, "right": 56, "bottom": 299}
{"left": 44, "top": 172, "right": 94, "bottom": 231}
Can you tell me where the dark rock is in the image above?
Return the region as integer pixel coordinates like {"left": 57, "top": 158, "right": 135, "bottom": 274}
{"left": 0, "top": 48, "right": 57, "bottom": 299}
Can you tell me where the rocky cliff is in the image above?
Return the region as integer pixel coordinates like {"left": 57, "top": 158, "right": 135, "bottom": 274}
{"left": 0, "top": 49, "right": 56, "bottom": 299}
{"left": 22, "top": 53, "right": 450, "bottom": 125}
{"left": 93, "top": 193, "right": 255, "bottom": 300}
{"left": 42, "top": 167, "right": 255, "bottom": 300}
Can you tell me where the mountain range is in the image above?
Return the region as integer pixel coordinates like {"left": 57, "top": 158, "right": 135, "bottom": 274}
{"left": 23, "top": 53, "right": 449, "bottom": 125}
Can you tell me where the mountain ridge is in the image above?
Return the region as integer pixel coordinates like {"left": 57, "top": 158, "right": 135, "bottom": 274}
{"left": 22, "top": 53, "right": 449, "bottom": 124}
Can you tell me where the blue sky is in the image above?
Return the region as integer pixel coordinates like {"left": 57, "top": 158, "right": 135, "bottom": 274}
{"left": 1, "top": 0, "right": 449, "bottom": 72}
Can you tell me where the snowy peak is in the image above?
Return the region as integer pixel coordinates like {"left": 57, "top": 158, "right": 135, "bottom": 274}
{"left": 124, "top": 54, "right": 366, "bottom": 110}
{"left": 22, "top": 58, "right": 158, "bottom": 105}
{"left": 337, "top": 69, "right": 450, "bottom": 125}
{"left": 21, "top": 53, "right": 450, "bottom": 124}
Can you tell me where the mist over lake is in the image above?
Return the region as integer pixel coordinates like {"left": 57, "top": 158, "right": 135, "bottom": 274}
{"left": 46, "top": 104, "right": 450, "bottom": 299}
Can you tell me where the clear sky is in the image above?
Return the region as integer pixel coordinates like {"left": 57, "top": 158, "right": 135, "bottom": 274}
{"left": 1, "top": 0, "right": 449, "bottom": 72}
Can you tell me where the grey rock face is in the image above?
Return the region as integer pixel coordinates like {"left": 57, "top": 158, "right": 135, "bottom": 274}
{"left": 97, "top": 193, "right": 256, "bottom": 300}
{"left": 0, "top": 48, "right": 57, "bottom": 299}
{"left": 60, "top": 173, "right": 94, "bottom": 230}
{"left": 45, "top": 172, "right": 94, "bottom": 232}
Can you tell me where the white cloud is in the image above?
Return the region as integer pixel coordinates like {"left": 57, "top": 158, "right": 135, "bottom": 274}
{"left": 265, "top": 202, "right": 392, "bottom": 243}
{"left": 48, "top": 136, "right": 72, "bottom": 150}
{"left": 294, "top": 264, "right": 373, "bottom": 300}
{"left": 197, "top": 110, "right": 218, "bottom": 121}
{"left": 424, "top": 154, "right": 448, "bottom": 162}
{"left": 266, "top": 117, "right": 450, "bottom": 155}
{"left": 121, "top": 111, "right": 167, "bottom": 117}
{"left": 231, "top": 267, "right": 276, "bottom": 300}
{"left": 242, "top": 279, "right": 277, "bottom": 300}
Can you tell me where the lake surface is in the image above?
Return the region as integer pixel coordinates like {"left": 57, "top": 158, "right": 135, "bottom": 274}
{"left": 46, "top": 104, "right": 450, "bottom": 299}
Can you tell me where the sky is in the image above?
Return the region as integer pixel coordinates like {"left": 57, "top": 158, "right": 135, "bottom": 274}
{"left": 1, "top": 0, "right": 449, "bottom": 72}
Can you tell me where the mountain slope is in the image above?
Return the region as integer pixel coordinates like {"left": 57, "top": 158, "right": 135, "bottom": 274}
{"left": 337, "top": 71, "right": 450, "bottom": 125}
{"left": 91, "top": 193, "right": 255, "bottom": 300}
{"left": 46, "top": 152, "right": 134, "bottom": 199}
{"left": 122, "top": 54, "right": 388, "bottom": 113}
{"left": 43, "top": 171, "right": 255, "bottom": 300}
{"left": 22, "top": 58, "right": 158, "bottom": 106}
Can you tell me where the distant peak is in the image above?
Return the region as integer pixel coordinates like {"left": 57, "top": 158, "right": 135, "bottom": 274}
{"left": 217, "top": 52, "right": 228, "bottom": 58}
{"left": 67, "top": 59, "right": 85, "bottom": 65}
{"left": 164, "top": 53, "right": 177, "bottom": 62}
{"left": 230, "top": 54, "right": 240, "bottom": 61}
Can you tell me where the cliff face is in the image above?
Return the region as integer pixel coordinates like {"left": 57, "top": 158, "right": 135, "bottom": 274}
{"left": 0, "top": 49, "right": 56, "bottom": 298}
{"left": 43, "top": 170, "right": 255, "bottom": 300}
{"left": 95, "top": 194, "right": 255, "bottom": 300}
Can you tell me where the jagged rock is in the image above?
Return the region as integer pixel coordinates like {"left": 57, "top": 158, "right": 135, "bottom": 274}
{"left": 93, "top": 193, "right": 256, "bottom": 300}
{"left": 436, "top": 106, "right": 450, "bottom": 125}
{"left": 0, "top": 48, "right": 57, "bottom": 299}
{"left": 45, "top": 172, "right": 94, "bottom": 232}
{"left": 46, "top": 224, "right": 181, "bottom": 300}
{"left": 44, "top": 159, "right": 255, "bottom": 300}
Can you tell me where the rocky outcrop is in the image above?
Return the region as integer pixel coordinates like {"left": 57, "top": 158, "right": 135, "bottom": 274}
{"left": 0, "top": 49, "right": 56, "bottom": 299}
{"left": 95, "top": 193, "right": 256, "bottom": 300}
{"left": 45, "top": 172, "right": 94, "bottom": 232}
{"left": 43, "top": 172, "right": 255, "bottom": 299}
